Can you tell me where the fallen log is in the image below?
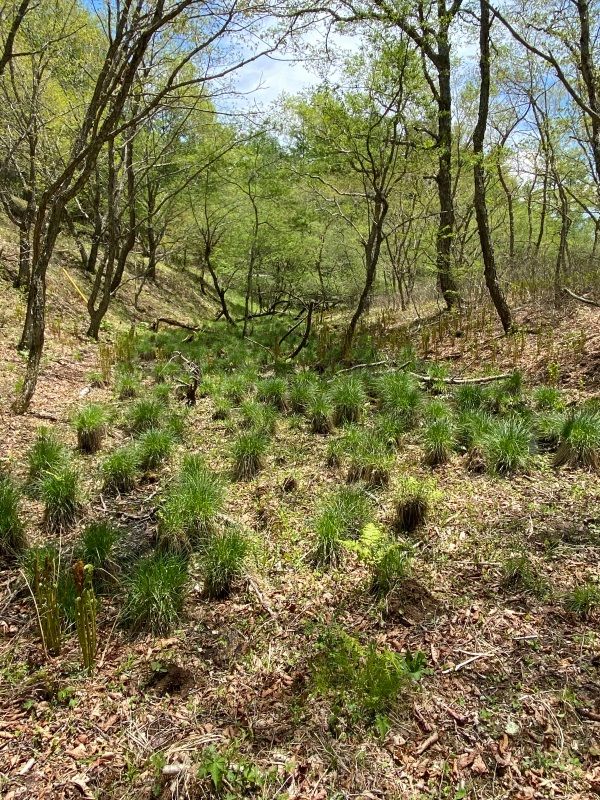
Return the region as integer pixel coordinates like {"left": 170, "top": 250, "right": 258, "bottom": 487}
{"left": 150, "top": 317, "right": 201, "bottom": 333}
{"left": 562, "top": 287, "right": 600, "bottom": 308}
{"left": 409, "top": 371, "right": 512, "bottom": 385}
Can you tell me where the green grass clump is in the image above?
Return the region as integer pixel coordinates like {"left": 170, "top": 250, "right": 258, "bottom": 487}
{"left": 308, "top": 392, "right": 334, "bottom": 434}
{"left": 115, "top": 371, "right": 140, "bottom": 400}
{"left": 553, "top": 410, "right": 600, "bottom": 469}
{"left": 102, "top": 446, "right": 139, "bottom": 493}
{"left": 289, "top": 373, "right": 318, "bottom": 414}
{"left": 240, "top": 401, "right": 277, "bottom": 435}
{"left": 454, "top": 383, "right": 486, "bottom": 412}
{"left": 532, "top": 385, "right": 565, "bottom": 412}
{"left": 533, "top": 411, "right": 564, "bottom": 452}
{"left": 374, "top": 413, "right": 408, "bottom": 452}
{"left": 27, "top": 427, "right": 67, "bottom": 486}
{"left": 198, "top": 528, "right": 250, "bottom": 599}
{"left": 232, "top": 431, "right": 268, "bottom": 480}
{"left": 41, "top": 465, "right": 81, "bottom": 531}
{"left": 392, "top": 476, "right": 435, "bottom": 534}
{"left": 313, "top": 627, "right": 424, "bottom": 721}
{"left": 76, "top": 520, "right": 119, "bottom": 589}
{"left": 347, "top": 430, "right": 394, "bottom": 488}
{"left": 325, "top": 437, "right": 345, "bottom": 468}
{"left": 564, "top": 581, "right": 600, "bottom": 617}
{"left": 501, "top": 553, "right": 546, "bottom": 596}
{"left": 376, "top": 372, "right": 421, "bottom": 425}
{"left": 457, "top": 409, "right": 494, "bottom": 470}
{"left": 73, "top": 404, "right": 107, "bottom": 453}
{"left": 158, "top": 457, "right": 225, "bottom": 553}
{"left": 313, "top": 487, "right": 372, "bottom": 565}
{"left": 223, "top": 374, "right": 254, "bottom": 405}
{"left": 330, "top": 376, "right": 367, "bottom": 425}
{"left": 370, "top": 540, "right": 411, "bottom": 596}
{"left": 212, "top": 397, "right": 232, "bottom": 421}
{"left": 421, "top": 417, "right": 455, "bottom": 466}
{"left": 0, "top": 475, "right": 27, "bottom": 560}
{"left": 256, "top": 377, "right": 288, "bottom": 411}
{"left": 481, "top": 417, "right": 533, "bottom": 474}
{"left": 121, "top": 552, "right": 188, "bottom": 634}
{"left": 136, "top": 428, "right": 174, "bottom": 471}
{"left": 126, "top": 397, "right": 163, "bottom": 434}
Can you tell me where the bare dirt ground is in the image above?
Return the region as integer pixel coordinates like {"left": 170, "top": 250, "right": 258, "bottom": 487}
{"left": 1, "top": 253, "right": 600, "bottom": 800}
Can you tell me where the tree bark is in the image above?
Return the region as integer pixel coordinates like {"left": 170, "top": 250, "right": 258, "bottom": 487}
{"left": 473, "top": 0, "right": 512, "bottom": 332}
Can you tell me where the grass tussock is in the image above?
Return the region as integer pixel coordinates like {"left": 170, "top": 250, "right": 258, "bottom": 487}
{"left": 73, "top": 404, "right": 107, "bottom": 453}
{"left": 198, "top": 527, "right": 250, "bottom": 599}
{"left": 121, "top": 552, "right": 188, "bottom": 634}
{"left": 0, "top": 475, "right": 27, "bottom": 560}
{"left": 232, "top": 431, "right": 268, "bottom": 480}
{"left": 553, "top": 410, "right": 600, "bottom": 470}
{"left": 102, "top": 446, "right": 139, "bottom": 493}
{"left": 41, "top": 465, "right": 81, "bottom": 531}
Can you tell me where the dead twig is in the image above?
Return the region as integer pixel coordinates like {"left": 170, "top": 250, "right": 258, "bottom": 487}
{"left": 415, "top": 730, "right": 439, "bottom": 755}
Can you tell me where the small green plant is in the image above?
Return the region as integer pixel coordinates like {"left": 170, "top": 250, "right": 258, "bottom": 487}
{"left": 392, "top": 476, "right": 435, "bottom": 534}
{"left": 564, "top": 581, "right": 600, "bottom": 617}
{"left": 73, "top": 404, "right": 107, "bottom": 453}
{"left": 126, "top": 397, "right": 163, "bottom": 433}
{"left": 41, "top": 465, "right": 80, "bottom": 531}
{"left": 554, "top": 410, "right": 600, "bottom": 469}
{"left": 257, "top": 377, "right": 288, "bottom": 411}
{"left": 0, "top": 475, "right": 27, "bottom": 560}
{"left": 32, "top": 553, "right": 61, "bottom": 656}
{"left": 308, "top": 392, "right": 335, "bottom": 434}
{"left": 344, "top": 523, "right": 411, "bottom": 596}
{"left": 330, "top": 376, "right": 367, "bottom": 425}
{"left": 347, "top": 430, "right": 394, "bottom": 488}
{"left": 136, "top": 428, "right": 174, "bottom": 471}
{"left": 533, "top": 385, "right": 564, "bottom": 412}
{"left": 312, "top": 626, "right": 424, "bottom": 721}
{"left": 376, "top": 372, "right": 421, "bottom": 426}
{"left": 232, "top": 430, "right": 268, "bottom": 480}
{"left": 102, "top": 446, "right": 139, "bottom": 493}
{"left": 197, "top": 744, "right": 265, "bottom": 796}
{"left": 198, "top": 527, "right": 250, "bottom": 599}
{"left": 481, "top": 417, "right": 533, "bottom": 474}
{"left": 421, "top": 417, "right": 455, "bottom": 466}
{"left": 121, "top": 552, "right": 188, "bottom": 634}
{"left": 158, "top": 456, "right": 225, "bottom": 553}
{"left": 73, "top": 561, "right": 97, "bottom": 672}
{"left": 501, "top": 553, "right": 546, "bottom": 597}
{"left": 27, "top": 427, "right": 67, "bottom": 486}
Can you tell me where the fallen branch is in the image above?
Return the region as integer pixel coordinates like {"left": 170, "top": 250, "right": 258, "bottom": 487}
{"left": 150, "top": 317, "right": 201, "bottom": 333}
{"left": 562, "top": 287, "right": 600, "bottom": 308}
{"left": 442, "top": 652, "right": 494, "bottom": 674}
{"left": 409, "top": 372, "right": 511, "bottom": 386}
{"left": 415, "top": 730, "right": 439, "bottom": 755}
{"left": 287, "top": 301, "right": 314, "bottom": 360}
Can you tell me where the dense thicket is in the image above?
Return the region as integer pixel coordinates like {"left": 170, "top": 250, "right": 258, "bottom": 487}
{"left": 1, "top": 0, "right": 599, "bottom": 408}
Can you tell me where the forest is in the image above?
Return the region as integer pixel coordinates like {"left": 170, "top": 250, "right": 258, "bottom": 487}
{"left": 0, "top": 0, "right": 599, "bottom": 798}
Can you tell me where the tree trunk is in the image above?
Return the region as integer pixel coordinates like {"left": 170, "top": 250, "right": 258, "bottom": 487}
{"left": 473, "top": 0, "right": 512, "bottom": 333}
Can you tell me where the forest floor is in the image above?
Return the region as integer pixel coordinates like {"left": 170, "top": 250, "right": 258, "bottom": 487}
{"left": 1, "top": 248, "right": 600, "bottom": 800}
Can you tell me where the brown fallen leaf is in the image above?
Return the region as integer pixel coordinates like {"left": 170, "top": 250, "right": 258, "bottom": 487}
{"left": 471, "top": 754, "right": 488, "bottom": 775}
